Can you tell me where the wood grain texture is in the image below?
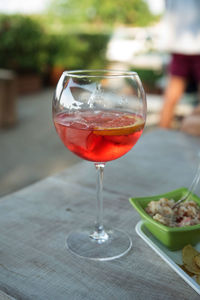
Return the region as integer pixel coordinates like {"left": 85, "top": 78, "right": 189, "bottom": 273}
{"left": 0, "top": 129, "right": 200, "bottom": 299}
{"left": 0, "top": 73, "right": 17, "bottom": 127}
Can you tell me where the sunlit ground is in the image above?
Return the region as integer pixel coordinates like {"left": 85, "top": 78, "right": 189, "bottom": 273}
{"left": 0, "top": 88, "right": 81, "bottom": 197}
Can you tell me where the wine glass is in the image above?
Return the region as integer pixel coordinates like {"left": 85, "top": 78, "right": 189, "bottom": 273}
{"left": 53, "top": 70, "right": 146, "bottom": 261}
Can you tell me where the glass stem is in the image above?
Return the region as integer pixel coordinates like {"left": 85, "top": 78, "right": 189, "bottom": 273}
{"left": 90, "top": 163, "right": 109, "bottom": 243}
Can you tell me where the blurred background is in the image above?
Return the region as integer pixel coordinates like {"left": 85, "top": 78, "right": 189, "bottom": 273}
{"left": 0, "top": 0, "right": 197, "bottom": 196}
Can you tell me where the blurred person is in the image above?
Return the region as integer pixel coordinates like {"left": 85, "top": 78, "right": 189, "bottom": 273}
{"left": 159, "top": 0, "right": 200, "bottom": 129}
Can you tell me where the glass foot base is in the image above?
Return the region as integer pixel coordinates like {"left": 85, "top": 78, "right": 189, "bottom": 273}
{"left": 66, "top": 228, "right": 132, "bottom": 261}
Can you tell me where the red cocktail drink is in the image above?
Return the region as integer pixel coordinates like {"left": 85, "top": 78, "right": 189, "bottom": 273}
{"left": 52, "top": 70, "right": 147, "bottom": 260}
{"left": 54, "top": 110, "right": 144, "bottom": 162}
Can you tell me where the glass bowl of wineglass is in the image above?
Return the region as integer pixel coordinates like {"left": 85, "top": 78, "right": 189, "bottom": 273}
{"left": 53, "top": 70, "right": 146, "bottom": 261}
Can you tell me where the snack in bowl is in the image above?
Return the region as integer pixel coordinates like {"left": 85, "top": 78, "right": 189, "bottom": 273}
{"left": 145, "top": 197, "right": 200, "bottom": 227}
{"left": 129, "top": 188, "right": 200, "bottom": 250}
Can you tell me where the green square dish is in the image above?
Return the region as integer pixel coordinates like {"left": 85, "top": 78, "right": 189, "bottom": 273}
{"left": 129, "top": 187, "right": 200, "bottom": 251}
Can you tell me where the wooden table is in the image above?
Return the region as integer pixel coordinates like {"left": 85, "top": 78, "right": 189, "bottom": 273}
{"left": 1, "top": 129, "right": 200, "bottom": 300}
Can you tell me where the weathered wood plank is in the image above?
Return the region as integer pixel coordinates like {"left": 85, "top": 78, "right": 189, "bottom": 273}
{"left": 0, "top": 70, "right": 17, "bottom": 127}
{"left": 0, "top": 290, "right": 16, "bottom": 300}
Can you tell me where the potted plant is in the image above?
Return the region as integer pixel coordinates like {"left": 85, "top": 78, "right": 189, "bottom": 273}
{"left": 0, "top": 14, "right": 48, "bottom": 94}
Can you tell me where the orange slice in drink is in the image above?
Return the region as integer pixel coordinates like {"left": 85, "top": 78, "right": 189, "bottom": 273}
{"left": 93, "top": 117, "right": 144, "bottom": 136}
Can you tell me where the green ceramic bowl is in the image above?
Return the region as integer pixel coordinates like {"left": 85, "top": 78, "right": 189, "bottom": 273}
{"left": 129, "top": 188, "right": 200, "bottom": 251}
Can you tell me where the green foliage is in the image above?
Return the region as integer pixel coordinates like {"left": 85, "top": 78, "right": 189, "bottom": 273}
{"left": 130, "top": 67, "right": 164, "bottom": 93}
{"left": 48, "top": 0, "right": 156, "bottom": 27}
{"left": 0, "top": 14, "right": 47, "bottom": 74}
{"left": 49, "top": 32, "right": 110, "bottom": 70}
{"left": 0, "top": 14, "right": 110, "bottom": 76}
{"left": 132, "top": 68, "right": 164, "bottom": 85}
